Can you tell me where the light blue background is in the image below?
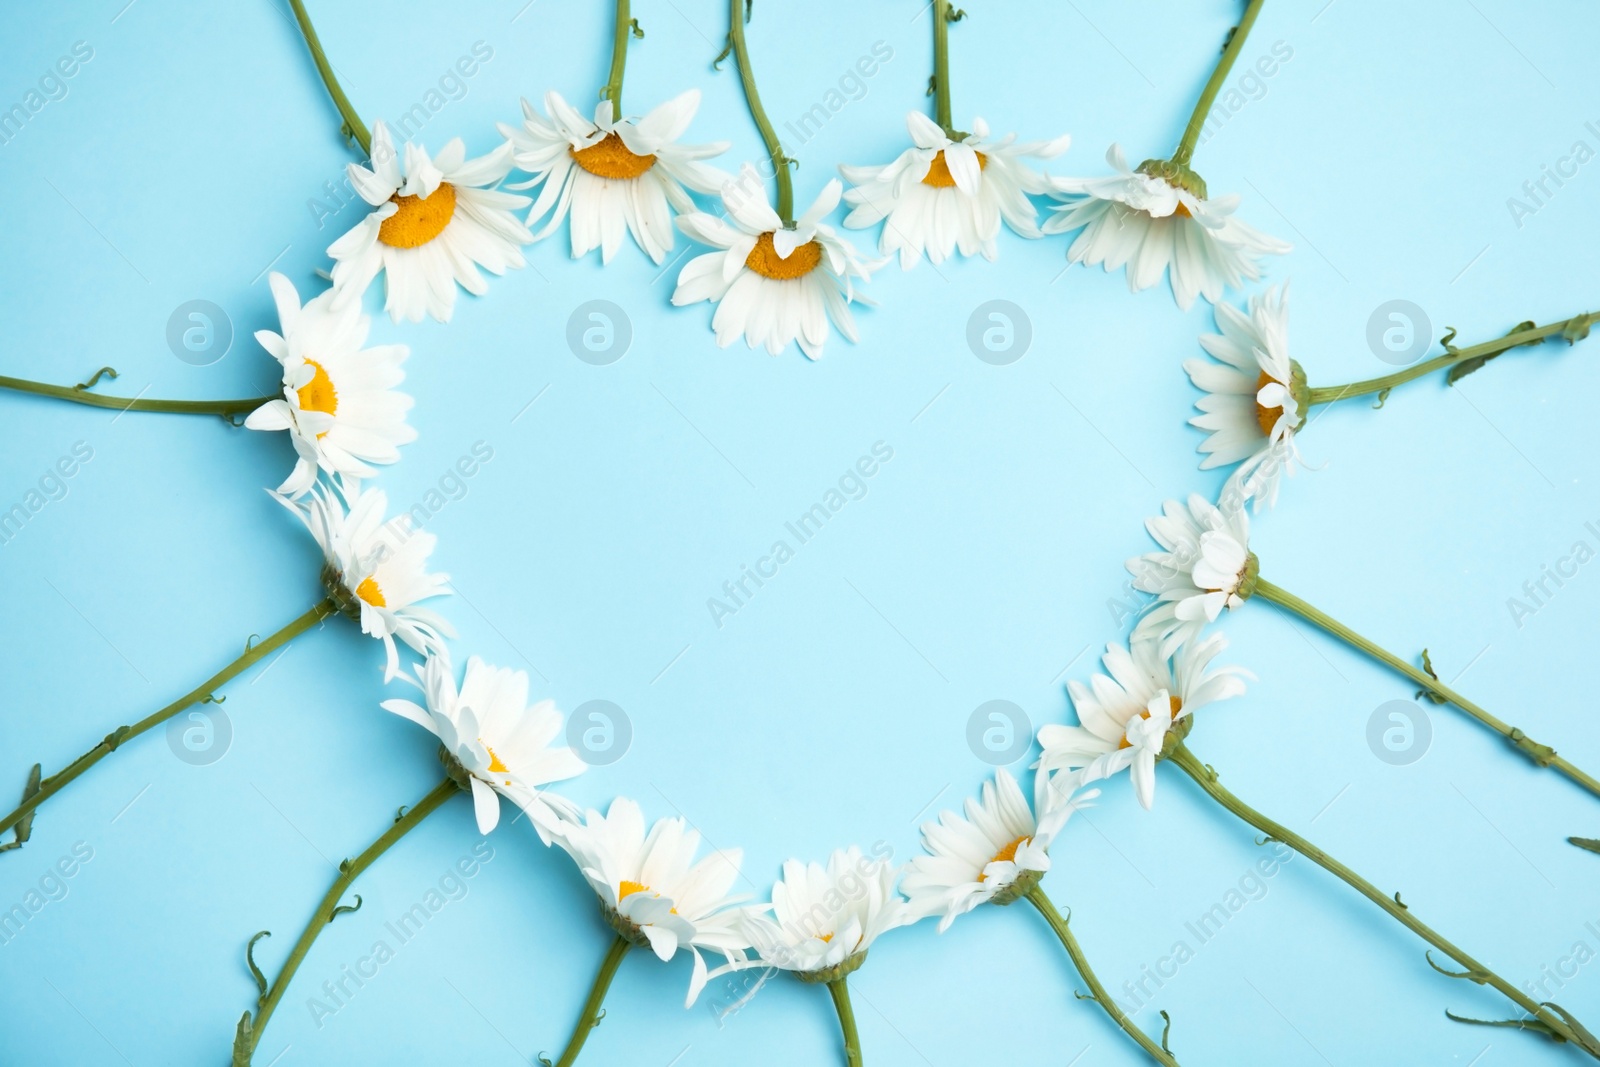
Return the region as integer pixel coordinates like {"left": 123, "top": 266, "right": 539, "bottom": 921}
{"left": 3, "top": 1, "right": 1599, "bottom": 1064}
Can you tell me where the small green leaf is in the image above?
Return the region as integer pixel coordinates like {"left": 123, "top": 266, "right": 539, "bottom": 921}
{"left": 1448, "top": 320, "right": 1538, "bottom": 384}
{"left": 246, "top": 931, "right": 271, "bottom": 998}
{"left": 1440, "top": 326, "right": 1460, "bottom": 354}
{"left": 232, "top": 1011, "right": 254, "bottom": 1067}
{"left": 1426, "top": 949, "right": 1484, "bottom": 984}
{"left": 1445, "top": 1009, "right": 1566, "bottom": 1042}
{"left": 1569, "top": 837, "right": 1600, "bottom": 855}
{"left": 1563, "top": 314, "right": 1595, "bottom": 345}
{"left": 74, "top": 366, "right": 119, "bottom": 392}
{"left": 1545, "top": 1003, "right": 1600, "bottom": 1054}
{"left": 328, "top": 894, "right": 363, "bottom": 924}
{"left": 1160, "top": 1009, "right": 1174, "bottom": 1053}
{"left": 0, "top": 763, "right": 43, "bottom": 854}
{"left": 1414, "top": 649, "right": 1446, "bottom": 704}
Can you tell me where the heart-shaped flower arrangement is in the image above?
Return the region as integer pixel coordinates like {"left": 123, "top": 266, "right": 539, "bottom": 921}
{"left": 3, "top": 2, "right": 1600, "bottom": 1066}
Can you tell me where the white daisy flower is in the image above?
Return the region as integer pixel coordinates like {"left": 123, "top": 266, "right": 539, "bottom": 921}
{"left": 276, "top": 477, "right": 452, "bottom": 680}
{"left": 711, "top": 847, "right": 915, "bottom": 982}
{"left": 553, "top": 797, "right": 749, "bottom": 1005}
{"left": 243, "top": 273, "right": 415, "bottom": 498}
{"left": 500, "top": 89, "right": 730, "bottom": 265}
{"left": 1037, "top": 635, "right": 1249, "bottom": 810}
{"left": 1185, "top": 282, "right": 1306, "bottom": 508}
{"left": 1043, "top": 145, "right": 1290, "bottom": 310}
{"left": 840, "top": 112, "right": 1069, "bottom": 269}
{"left": 327, "top": 121, "right": 532, "bottom": 323}
{"left": 672, "top": 164, "right": 878, "bottom": 360}
{"left": 902, "top": 768, "right": 1094, "bottom": 932}
{"left": 381, "top": 653, "right": 586, "bottom": 838}
{"left": 1126, "top": 491, "right": 1255, "bottom": 655}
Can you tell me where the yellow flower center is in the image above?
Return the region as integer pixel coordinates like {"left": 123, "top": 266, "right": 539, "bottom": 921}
{"left": 570, "top": 132, "right": 657, "bottom": 180}
{"left": 817, "top": 932, "right": 834, "bottom": 943}
{"left": 1173, "top": 201, "right": 1194, "bottom": 219}
{"left": 296, "top": 359, "right": 338, "bottom": 417}
{"left": 355, "top": 576, "right": 386, "bottom": 608}
{"left": 483, "top": 744, "right": 508, "bottom": 774}
{"left": 1119, "top": 696, "right": 1182, "bottom": 749}
{"left": 744, "top": 232, "right": 824, "bottom": 280}
{"left": 1253, "top": 370, "right": 1283, "bottom": 436}
{"left": 921, "top": 149, "right": 987, "bottom": 188}
{"left": 979, "top": 835, "right": 1030, "bottom": 882}
{"left": 378, "top": 182, "right": 457, "bottom": 248}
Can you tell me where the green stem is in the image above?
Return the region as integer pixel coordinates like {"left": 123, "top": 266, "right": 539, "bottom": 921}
{"left": 0, "top": 600, "right": 335, "bottom": 846}
{"left": 1172, "top": 0, "right": 1265, "bottom": 166}
{"left": 1254, "top": 577, "right": 1600, "bottom": 800}
{"left": 553, "top": 936, "right": 631, "bottom": 1067}
{"left": 930, "top": 0, "right": 958, "bottom": 139}
{"left": 1026, "top": 887, "right": 1180, "bottom": 1066}
{"left": 0, "top": 374, "right": 274, "bottom": 418}
{"left": 1168, "top": 743, "right": 1600, "bottom": 1058}
{"left": 1306, "top": 311, "right": 1597, "bottom": 406}
{"left": 239, "top": 778, "right": 459, "bottom": 1063}
{"left": 826, "top": 975, "right": 863, "bottom": 1067}
{"left": 726, "top": 0, "right": 793, "bottom": 224}
{"left": 602, "top": 0, "right": 632, "bottom": 115}
{"left": 286, "top": 0, "right": 371, "bottom": 155}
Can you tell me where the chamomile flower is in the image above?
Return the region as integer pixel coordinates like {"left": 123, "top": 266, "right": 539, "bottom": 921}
{"left": 276, "top": 477, "right": 452, "bottom": 680}
{"left": 1037, "top": 635, "right": 1248, "bottom": 810}
{"left": 501, "top": 89, "right": 730, "bottom": 264}
{"left": 554, "top": 797, "right": 749, "bottom": 1005}
{"left": 1186, "top": 283, "right": 1307, "bottom": 508}
{"left": 327, "top": 121, "right": 532, "bottom": 323}
{"left": 382, "top": 653, "right": 586, "bottom": 837}
{"left": 840, "top": 112, "right": 1070, "bottom": 269}
{"left": 902, "top": 768, "right": 1092, "bottom": 930}
{"left": 1043, "top": 145, "right": 1290, "bottom": 310}
{"left": 1126, "top": 492, "right": 1255, "bottom": 655}
{"left": 713, "top": 848, "right": 914, "bottom": 982}
{"left": 244, "top": 273, "right": 414, "bottom": 498}
{"left": 672, "top": 164, "right": 878, "bottom": 359}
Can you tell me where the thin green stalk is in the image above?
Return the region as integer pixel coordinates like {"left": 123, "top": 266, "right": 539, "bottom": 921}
{"left": 601, "top": 0, "right": 637, "bottom": 115}
{"left": 826, "top": 976, "right": 864, "bottom": 1067}
{"left": 1306, "top": 311, "right": 1598, "bottom": 406}
{"left": 552, "top": 936, "right": 632, "bottom": 1067}
{"left": 1025, "top": 887, "right": 1180, "bottom": 1066}
{"left": 1254, "top": 577, "right": 1600, "bottom": 800}
{"left": 1168, "top": 743, "right": 1600, "bottom": 1058}
{"left": 235, "top": 779, "right": 459, "bottom": 1065}
{"left": 930, "top": 0, "right": 957, "bottom": 139}
{"left": 0, "top": 600, "right": 335, "bottom": 848}
{"left": 286, "top": 0, "right": 371, "bottom": 154}
{"left": 1171, "top": 0, "right": 1265, "bottom": 166}
{"left": 0, "top": 373, "right": 274, "bottom": 418}
{"left": 725, "top": 0, "right": 794, "bottom": 224}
